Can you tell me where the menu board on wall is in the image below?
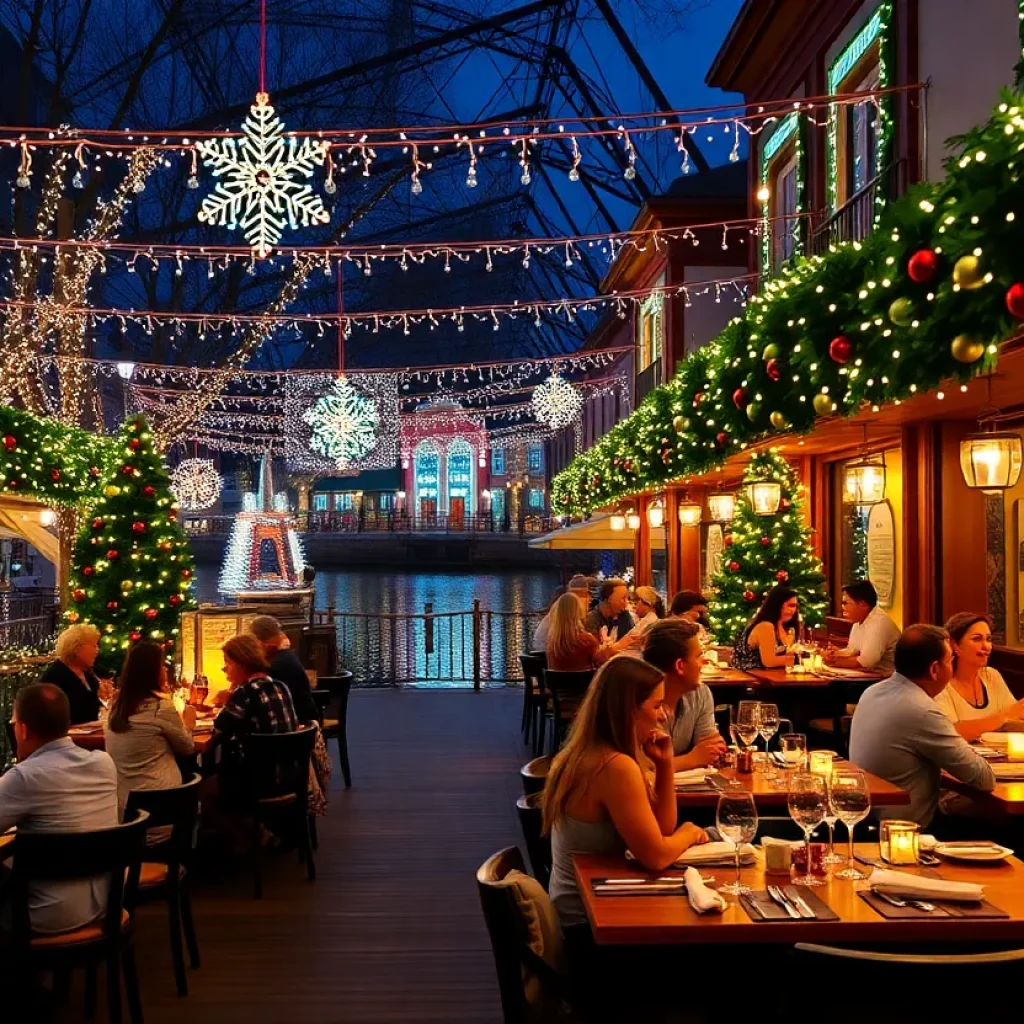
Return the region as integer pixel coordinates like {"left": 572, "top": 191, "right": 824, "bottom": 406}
{"left": 704, "top": 524, "right": 724, "bottom": 591}
{"left": 866, "top": 500, "right": 896, "bottom": 610}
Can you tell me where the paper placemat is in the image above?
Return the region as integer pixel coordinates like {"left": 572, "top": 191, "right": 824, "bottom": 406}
{"left": 858, "top": 891, "right": 1008, "bottom": 919}
{"left": 739, "top": 886, "right": 838, "bottom": 922}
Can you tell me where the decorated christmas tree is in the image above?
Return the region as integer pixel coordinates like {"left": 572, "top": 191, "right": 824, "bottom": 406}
{"left": 708, "top": 448, "right": 828, "bottom": 645}
{"left": 66, "top": 415, "right": 195, "bottom": 672}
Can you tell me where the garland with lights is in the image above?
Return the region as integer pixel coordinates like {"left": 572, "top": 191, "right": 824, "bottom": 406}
{"left": 65, "top": 416, "right": 195, "bottom": 673}
{"left": 552, "top": 91, "right": 1024, "bottom": 517}
{"left": 707, "top": 449, "right": 828, "bottom": 645}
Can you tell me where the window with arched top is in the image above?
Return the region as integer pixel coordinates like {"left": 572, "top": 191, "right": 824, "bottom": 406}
{"left": 414, "top": 440, "right": 440, "bottom": 519}
{"left": 447, "top": 438, "right": 474, "bottom": 517}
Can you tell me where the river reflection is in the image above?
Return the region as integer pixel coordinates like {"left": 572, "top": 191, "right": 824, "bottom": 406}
{"left": 194, "top": 566, "right": 560, "bottom": 687}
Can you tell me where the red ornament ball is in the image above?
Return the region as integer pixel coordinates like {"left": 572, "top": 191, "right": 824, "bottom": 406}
{"left": 907, "top": 248, "right": 938, "bottom": 284}
{"left": 107, "top": 549, "right": 120, "bottom": 560}
{"left": 142, "top": 485, "right": 156, "bottom": 498}
{"left": 2, "top": 435, "right": 16, "bottom": 451}
{"left": 169, "top": 594, "right": 181, "bottom": 606}
{"left": 693, "top": 391, "right": 706, "bottom": 408}
{"left": 89, "top": 466, "right": 101, "bottom": 477}
{"left": 716, "top": 431, "right": 729, "bottom": 447}
{"left": 181, "top": 569, "right": 192, "bottom": 580}
{"left": 82, "top": 566, "right": 95, "bottom": 577}
{"left": 168, "top": 508, "right": 178, "bottom": 520}
{"left": 50, "top": 468, "right": 61, "bottom": 481}
{"left": 72, "top": 588, "right": 86, "bottom": 602}
{"left": 766, "top": 358, "right": 782, "bottom": 382}
{"left": 120, "top": 464, "right": 135, "bottom": 476}
{"left": 1006, "top": 282, "right": 1024, "bottom": 320}
{"left": 724, "top": 535, "right": 734, "bottom": 547}
{"left": 92, "top": 517, "right": 104, "bottom": 530}
{"left": 132, "top": 521, "right": 146, "bottom": 534}
{"left": 829, "top": 336, "right": 853, "bottom": 364}
{"left": 106, "top": 601, "right": 119, "bottom": 611}
{"left": 144, "top": 608, "right": 159, "bottom": 620}
{"left": 779, "top": 498, "right": 791, "bottom": 511}
{"left": 728, "top": 560, "right": 740, "bottom": 572}
{"left": 776, "top": 570, "right": 790, "bottom": 583}
{"left": 6, "top": 478, "right": 18, "bottom": 488}
{"left": 129, "top": 438, "right": 141, "bottom": 449}
{"left": 732, "top": 387, "right": 750, "bottom": 410}
{"left": 743, "top": 589, "right": 757, "bottom": 603}
{"left": 130, "top": 631, "right": 142, "bottom": 642}
{"left": 760, "top": 536, "right": 771, "bottom": 547}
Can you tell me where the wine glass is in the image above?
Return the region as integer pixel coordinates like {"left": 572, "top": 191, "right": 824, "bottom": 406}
{"left": 831, "top": 770, "right": 871, "bottom": 880}
{"left": 780, "top": 733, "right": 807, "bottom": 770}
{"left": 787, "top": 773, "right": 828, "bottom": 887}
{"left": 757, "top": 703, "right": 779, "bottom": 778}
{"left": 716, "top": 792, "right": 758, "bottom": 896}
{"left": 734, "top": 701, "right": 760, "bottom": 753}
{"left": 822, "top": 776, "right": 844, "bottom": 864}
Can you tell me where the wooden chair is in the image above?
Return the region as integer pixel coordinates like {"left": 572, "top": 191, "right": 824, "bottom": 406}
{"left": 808, "top": 678, "right": 874, "bottom": 756}
{"left": 543, "top": 669, "right": 594, "bottom": 754}
{"left": 312, "top": 671, "right": 353, "bottom": 787}
{"left": 476, "top": 846, "right": 573, "bottom": 1023}
{"left": 519, "top": 654, "right": 547, "bottom": 754}
{"left": 125, "top": 774, "right": 203, "bottom": 996}
{"left": 516, "top": 793, "right": 551, "bottom": 890}
{"left": 4, "top": 809, "right": 150, "bottom": 1024}
{"left": 244, "top": 726, "right": 317, "bottom": 899}
{"left": 520, "top": 755, "right": 550, "bottom": 796}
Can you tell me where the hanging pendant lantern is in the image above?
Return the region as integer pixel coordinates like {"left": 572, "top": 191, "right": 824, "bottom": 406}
{"left": 843, "top": 455, "right": 886, "bottom": 505}
{"left": 626, "top": 511, "right": 641, "bottom": 531}
{"left": 609, "top": 513, "right": 626, "bottom": 532}
{"left": 677, "top": 501, "right": 702, "bottom": 527}
{"left": 647, "top": 498, "right": 665, "bottom": 529}
{"left": 745, "top": 480, "right": 782, "bottom": 516}
{"left": 707, "top": 492, "right": 735, "bottom": 522}
{"left": 959, "top": 431, "right": 1023, "bottom": 491}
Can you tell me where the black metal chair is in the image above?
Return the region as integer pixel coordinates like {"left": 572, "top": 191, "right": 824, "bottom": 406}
{"left": 125, "top": 774, "right": 203, "bottom": 996}
{"left": 542, "top": 669, "right": 594, "bottom": 754}
{"left": 244, "top": 726, "right": 317, "bottom": 899}
{"left": 4, "top": 809, "right": 150, "bottom": 1024}
{"left": 312, "top": 672, "right": 353, "bottom": 788}
{"left": 518, "top": 654, "right": 547, "bottom": 754}
{"left": 515, "top": 793, "right": 551, "bottom": 890}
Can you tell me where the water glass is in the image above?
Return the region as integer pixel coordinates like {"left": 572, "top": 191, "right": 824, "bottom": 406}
{"left": 780, "top": 733, "right": 807, "bottom": 770}
{"left": 831, "top": 769, "right": 871, "bottom": 880}
{"left": 787, "top": 773, "right": 828, "bottom": 887}
{"left": 735, "top": 701, "right": 760, "bottom": 753}
{"left": 716, "top": 792, "right": 758, "bottom": 897}
{"left": 757, "top": 703, "right": 780, "bottom": 779}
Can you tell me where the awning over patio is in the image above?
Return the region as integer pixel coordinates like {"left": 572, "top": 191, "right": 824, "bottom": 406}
{"left": 528, "top": 514, "right": 665, "bottom": 551}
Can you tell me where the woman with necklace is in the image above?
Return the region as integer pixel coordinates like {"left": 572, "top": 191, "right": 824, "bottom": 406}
{"left": 935, "top": 612, "right": 1024, "bottom": 742}
{"left": 730, "top": 585, "right": 799, "bottom": 671}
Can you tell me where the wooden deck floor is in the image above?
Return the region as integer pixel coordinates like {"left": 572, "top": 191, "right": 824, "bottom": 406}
{"left": 64, "top": 688, "right": 526, "bottom": 1023}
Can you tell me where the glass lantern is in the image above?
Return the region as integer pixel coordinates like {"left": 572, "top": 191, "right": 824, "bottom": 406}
{"left": 843, "top": 456, "right": 886, "bottom": 505}
{"left": 609, "top": 513, "right": 626, "bottom": 532}
{"left": 959, "top": 431, "right": 1023, "bottom": 492}
{"left": 707, "top": 492, "right": 735, "bottom": 522}
{"left": 626, "top": 512, "right": 641, "bottom": 531}
{"left": 745, "top": 480, "right": 782, "bottom": 516}
{"left": 647, "top": 500, "right": 665, "bottom": 529}
{"left": 677, "top": 501, "right": 702, "bottom": 527}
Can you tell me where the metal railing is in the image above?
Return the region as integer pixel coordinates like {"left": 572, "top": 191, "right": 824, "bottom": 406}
{"left": 184, "top": 512, "right": 556, "bottom": 536}
{"left": 809, "top": 160, "right": 908, "bottom": 255}
{"left": 635, "top": 359, "right": 661, "bottom": 403}
{"left": 0, "top": 593, "right": 58, "bottom": 649}
{"left": 312, "top": 601, "right": 545, "bottom": 688}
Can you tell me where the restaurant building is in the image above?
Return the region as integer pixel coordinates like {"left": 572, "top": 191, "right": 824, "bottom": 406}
{"left": 551, "top": 0, "right": 1024, "bottom": 684}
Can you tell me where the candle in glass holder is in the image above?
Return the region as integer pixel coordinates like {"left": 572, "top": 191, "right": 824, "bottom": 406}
{"left": 172, "top": 689, "right": 186, "bottom": 716}
{"left": 880, "top": 820, "right": 920, "bottom": 865}
{"left": 1008, "top": 734, "right": 1024, "bottom": 762}
{"left": 809, "top": 750, "right": 836, "bottom": 778}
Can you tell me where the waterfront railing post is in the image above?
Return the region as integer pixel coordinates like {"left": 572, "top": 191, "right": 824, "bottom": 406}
{"left": 472, "top": 599, "right": 482, "bottom": 691}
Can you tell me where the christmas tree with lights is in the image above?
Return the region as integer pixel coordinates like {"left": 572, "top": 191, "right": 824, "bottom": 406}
{"left": 708, "top": 448, "right": 828, "bottom": 646}
{"left": 66, "top": 415, "right": 195, "bottom": 672}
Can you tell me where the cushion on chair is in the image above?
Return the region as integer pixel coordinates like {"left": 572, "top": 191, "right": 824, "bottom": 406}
{"left": 501, "top": 869, "right": 565, "bottom": 973}
{"left": 138, "top": 862, "right": 187, "bottom": 889}
{"left": 30, "top": 910, "right": 130, "bottom": 948}
{"left": 322, "top": 718, "right": 339, "bottom": 732}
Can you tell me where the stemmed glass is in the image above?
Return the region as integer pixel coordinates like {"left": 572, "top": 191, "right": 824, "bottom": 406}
{"left": 787, "top": 773, "right": 828, "bottom": 887}
{"left": 734, "top": 701, "right": 760, "bottom": 755}
{"left": 716, "top": 792, "right": 758, "bottom": 897}
{"left": 831, "top": 769, "right": 871, "bottom": 880}
{"left": 822, "top": 776, "right": 844, "bottom": 864}
{"left": 757, "top": 703, "right": 779, "bottom": 779}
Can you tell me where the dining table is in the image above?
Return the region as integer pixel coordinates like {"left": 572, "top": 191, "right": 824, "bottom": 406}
{"left": 69, "top": 721, "right": 217, "bottom": 756}
{"left": 573, "top": 844, "right": 1024, "bottom": 945}
{"left": 745, "top": 666, "right": 884, "bottom": 689}
{"left": 942, "top": 772, "right": 1024, "bottom": 815}
{"left": 675, "top": 762, "right": 909, "bottom": 809}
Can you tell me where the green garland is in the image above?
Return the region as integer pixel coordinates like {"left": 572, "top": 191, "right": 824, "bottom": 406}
{"left": 0, "top": 405, "right": 114, "bottom": 506}
{"left": 553, "top": 90, "right": 1024, "bottom": 517}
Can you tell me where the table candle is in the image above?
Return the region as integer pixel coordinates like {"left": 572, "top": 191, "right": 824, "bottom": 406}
{"left": 1008, "top": 733, "right": 1024, "bottom": 762}
{"left": 809, "top": 750, "right": 835, "bottom": 777}
{"left": 172, "top": 689, "right": 186, "bottom": 716}
{"left": 880, "top": 820, "right": 920, "bottom": 865}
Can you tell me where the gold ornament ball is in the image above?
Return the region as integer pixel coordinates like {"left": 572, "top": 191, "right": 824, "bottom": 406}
{"left": 952, "top": 254, "right": 985, "bottom": 290}
{"left": 812, "top": 393, "right": 833, "bottom": 416}
{"left": 769, "top": 411, "right": 788, "bottom": 429}
{"left": 746, "top": 401, "right": 761, "bottom": 423}
{"left": 120, "top": 579, "right": 135, "bottom": 593}
{"left": 672, "top": 415, "right": 690, "bottom": 434}
{"left": 950, "top": 335, "right": 985, "bottom": 363}
{"left": 104, "top": 485, "right": 121, "bottom": 498}
{"left": 888, "top": 297, "right": 914, "bottom": 327}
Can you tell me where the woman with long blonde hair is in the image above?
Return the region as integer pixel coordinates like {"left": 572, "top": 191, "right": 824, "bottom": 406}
{"left": 543, "top": 656, "right": 707, "bottom": 925}
{"left": 545, "top": 591, "right": 601, "bottom": 671}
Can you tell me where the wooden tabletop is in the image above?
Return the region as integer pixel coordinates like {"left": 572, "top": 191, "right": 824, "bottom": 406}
{"left": 698, "top": 668, "right": 755, "bottom": 686}
{"left": 676, "top": 763, "right": 909, "bottom": 808}
{"left": 574, "top": 844, "right": 1024, "bottom": 945}
{"left": 942, "top": 773, "right": 1024, "bottom": 815}
{"left": 746, "top": 667, "right": 884, "bottom": 689}
{"left": 70, "top": 726, "right": 216, "bottom": 755}
{"left": 0, "top": 830, "right": 13, "bottom": 859}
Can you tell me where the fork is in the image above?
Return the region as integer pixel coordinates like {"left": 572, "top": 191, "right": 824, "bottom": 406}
{"left": 876, "top": 890, "right": 936, "bottom": 912}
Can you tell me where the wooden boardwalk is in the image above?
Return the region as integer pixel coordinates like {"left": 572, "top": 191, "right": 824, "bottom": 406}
{"left": 60, "top": 688, "right": 526, "bottom": 1023}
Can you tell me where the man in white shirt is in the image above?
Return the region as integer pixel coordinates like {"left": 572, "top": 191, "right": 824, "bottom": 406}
{"left": 826, "top": 580, "right": 900, "bottom": 674}
{"left": 531, "top": 575, "right": 594, "bottom": 650}
{"left": 0, "top": 684, "right": 119, "bottom": 934}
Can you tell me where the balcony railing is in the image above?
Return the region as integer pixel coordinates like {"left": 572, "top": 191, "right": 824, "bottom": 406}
{"left": 182, "top": 512, "right": 556, "bottom": 537}
{"left": 809, "top": 160, "right": 908, "bottom": 256}
{"left": 635, "top": 358, "right": 661, "bottom": 403}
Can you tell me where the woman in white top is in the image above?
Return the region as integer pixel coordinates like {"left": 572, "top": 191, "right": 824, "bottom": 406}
{"left": 935, "top": 613, "right": 1024, "bottom": 742}
{"left": 104, "top": 641, "right": 196, "bottom": 809}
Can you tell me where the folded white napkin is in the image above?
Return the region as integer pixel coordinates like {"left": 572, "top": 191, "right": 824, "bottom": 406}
{"left": 674, "top": 768, "right": 715, "bottom": 787}
{"left": 919, "top": 834, "right": 938, "bottom": 852}
{"left": 869, "top": 868, "right": 984, "bottom": 903}
{"left": 684, "top": 866, "right": 726, "bottom": 914}
{"left": 991, "top": 763, "right": 1024, "bottom": 779}
{"left": 676, "top": 841, "right": 757, "bottom": 866}
{"left": 980, "top": 732, "right": 1010, "bottom": 747}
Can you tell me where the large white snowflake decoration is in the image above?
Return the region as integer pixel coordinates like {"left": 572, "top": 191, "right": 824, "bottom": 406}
{"left": 196, "top": 91, "right": 330, "bottom": 258}
{"left": 170, "top": 458, "right": 223, "bottom": 511}
{"left": 303, "top": 376, "right": 380, "bottom": 467}
{"left": 532, "top": 373, "right": 583, "bottom": 429}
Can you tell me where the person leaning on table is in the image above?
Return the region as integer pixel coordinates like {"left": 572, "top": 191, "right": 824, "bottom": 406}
{"left": 825, "top": 579, "right": 900, "bottom": 674}
{"left": 849, "top": 624, "right": 995, "bottom": 827}
{"left": 39, "top": 624, "right": 114, "bottom": 726}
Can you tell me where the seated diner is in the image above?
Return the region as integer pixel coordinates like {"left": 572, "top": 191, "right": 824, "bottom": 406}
{"left": 729, "top": 585, "right": 799, "bottom": 671}
{"left": 39, "top": 623, "right": 113, "bottom": 726}
{"left": 546, "top": 592, "right": 603, "bottom": 671}
{"left": 247, "top": 615, "right": 318, "bottom": 724}
{"left": 825, "top": 580, "right": 900, "bottom": 674}
{"left": 584, "top": 578, "right": 634, "bottom": 643}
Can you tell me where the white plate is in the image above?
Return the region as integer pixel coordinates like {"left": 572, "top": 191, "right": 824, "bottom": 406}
{"left": 935, "top": 843, "right": 1014, "bottom": 863}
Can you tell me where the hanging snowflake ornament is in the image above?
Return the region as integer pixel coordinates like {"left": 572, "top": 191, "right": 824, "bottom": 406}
{"left": 196, "top": 92, "right": 330, "bottom": 258}
{"left": 304, "top": 376, "right": 379, "bottom": 467}
{"left": 532, "top": 373, "right": 583, "bottom": 429}
{"left": 170, "top": 458, "right": 223, "bottom": 511}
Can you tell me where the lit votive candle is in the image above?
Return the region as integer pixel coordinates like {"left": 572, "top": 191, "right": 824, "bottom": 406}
{"left": 809, "top": 750, "right": 835, "bottom": 777}
{"left": 880, "top": 820, "right": 920, "bottom": 865}
{"left": 1008, "top": 733, "right": 1024, "bottom": 763}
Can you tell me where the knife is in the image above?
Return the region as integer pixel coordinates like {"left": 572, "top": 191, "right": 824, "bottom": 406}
{"left": 784, "top": 885, "right": 817, "bottom": 919}
{"left": 767, "top": 885, "right": 800, "bottom": 919}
